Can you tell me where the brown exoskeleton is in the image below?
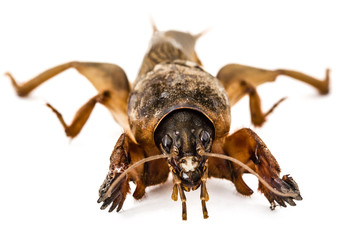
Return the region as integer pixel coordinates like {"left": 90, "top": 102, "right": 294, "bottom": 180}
{"left": 6, "top": 23, "right": 329, "bottom": 220}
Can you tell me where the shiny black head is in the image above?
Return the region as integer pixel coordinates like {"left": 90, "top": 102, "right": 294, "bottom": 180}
{"left": 155, "top": 109, "right": 215, "bottom": 189}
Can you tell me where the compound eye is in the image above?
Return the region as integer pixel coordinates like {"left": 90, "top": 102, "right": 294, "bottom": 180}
{"left": 200, "top": 130, "right": 211, "bottom": 148}
{"left": 162, "top": 134, "right": 173, "bottom": 153}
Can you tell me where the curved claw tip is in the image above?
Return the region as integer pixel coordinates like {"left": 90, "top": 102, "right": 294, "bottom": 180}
{"left": 295, "top": 195, "right": 303, "bottom": 201}
{"left": 97, "top": 195, "right": 106, "bottom": 204}
{"left": 270, "top": 202, "right": 276, "bottom": 210}
{"left": 285, "top": 198, "right": 297, "bottom": 206}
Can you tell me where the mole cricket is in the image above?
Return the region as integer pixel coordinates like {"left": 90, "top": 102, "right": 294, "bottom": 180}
{"left": 6, "top": 23, "right": 329, "bottom": 220}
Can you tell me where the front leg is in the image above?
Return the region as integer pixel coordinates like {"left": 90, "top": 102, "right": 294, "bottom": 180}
{"left": 98, "top": 133, "right": 146, "bottom": 212}
{"left": 221, "top": 128, "right": 302, "bottom": 209}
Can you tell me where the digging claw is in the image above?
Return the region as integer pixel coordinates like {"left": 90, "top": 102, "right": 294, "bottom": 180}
{"left": 266, "top": 175, "right": 302, "bottom": 209}
{"left": 282, "top": 175, "right": 302, "bottom": 201}
{"left": 97, "top": 168, "right": 128, "bottom": 212}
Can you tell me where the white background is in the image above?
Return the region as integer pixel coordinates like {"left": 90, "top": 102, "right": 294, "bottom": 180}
{"left": 0, "top": 0, "right": 359, "bottom": 239}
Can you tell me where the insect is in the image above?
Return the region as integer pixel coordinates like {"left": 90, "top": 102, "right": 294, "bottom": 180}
{"left": 6, "top": 24, "right": 330, "bottom": 220}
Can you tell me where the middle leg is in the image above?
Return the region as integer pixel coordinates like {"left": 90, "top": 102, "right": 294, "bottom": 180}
{"left": 208, "top": 139, "right": 257, "bottom": 196}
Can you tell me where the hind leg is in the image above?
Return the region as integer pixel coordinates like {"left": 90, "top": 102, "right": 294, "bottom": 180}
{"left": 216, "top": 64, "right": 330, "bottom": 126}
{"left": 6, "top": 61, "right": 131, "bottom": 137}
